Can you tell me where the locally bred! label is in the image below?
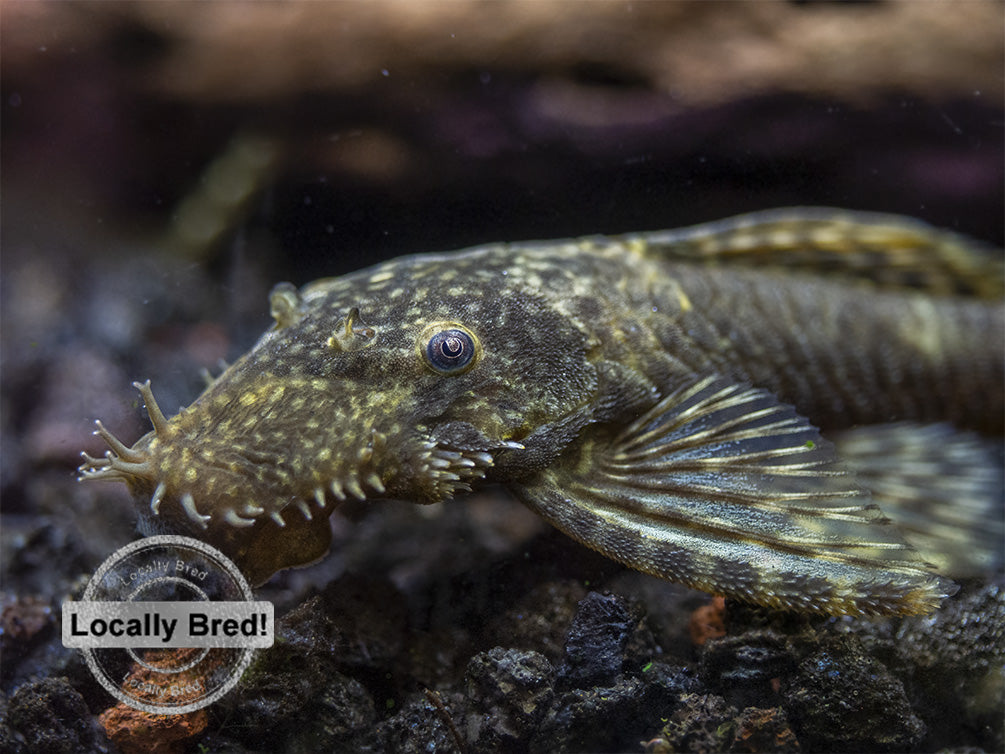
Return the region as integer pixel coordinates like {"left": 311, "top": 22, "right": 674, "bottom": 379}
{"left": 62, "top": 535, "right": 274, "bottom": 715}
{"left": 63, "top": 601, "right": 274, "bottom": 648}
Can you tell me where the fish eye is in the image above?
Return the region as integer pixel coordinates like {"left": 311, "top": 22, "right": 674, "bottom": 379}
{"left": 419, "top": 324, "right": 480, "bottom": 375}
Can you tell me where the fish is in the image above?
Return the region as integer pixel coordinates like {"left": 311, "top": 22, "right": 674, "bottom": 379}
{"left": 79, "top": 207, "right": 1004, "bottom": 616}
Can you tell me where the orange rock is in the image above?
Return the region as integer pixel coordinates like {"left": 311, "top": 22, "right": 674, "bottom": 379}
{"left": 96, "top": 646, "right": 230, "bottom": 752}
{"left": 99, "top": 703, "right": 207, "bottom": 754}
{"left": 688, "top": 596, "right": 727, "bottom": 646}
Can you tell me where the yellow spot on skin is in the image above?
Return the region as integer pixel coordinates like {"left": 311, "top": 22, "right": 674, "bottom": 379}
{"left": 902, "top": 299, "right": 942, "bottom": 356}
{"left": 238, "top": 385, "right": 286, "bottom": 408}
{"left": 810, "top": 227, "right": 847, "bottom": 247}
{"left": 239, "top": 391, "right": 261, "bottom": 407}
{"left": 768, "top": 230, "right": 798, "bottom": 248}
{"left": 675, "top": 287, "right": 692, "bottom": 312}
{"left": 369, "top": 270, "right": 396, "bottom": 283}
{"left": 625, "top": 239, "right": 647, "bottom": 256}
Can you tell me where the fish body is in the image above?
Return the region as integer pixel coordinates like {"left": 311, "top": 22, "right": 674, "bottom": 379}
{"left": 81, "top": 208, "right": 1004, "bottom": 615}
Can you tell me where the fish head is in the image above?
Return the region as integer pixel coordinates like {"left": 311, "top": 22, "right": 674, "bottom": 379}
{"left": 80, "top": 249, "right": 600, "bottom": 583}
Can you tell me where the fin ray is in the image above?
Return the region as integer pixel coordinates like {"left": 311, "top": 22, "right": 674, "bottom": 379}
{"left": 512, "top": 376, "right": 950, "bottom": 615}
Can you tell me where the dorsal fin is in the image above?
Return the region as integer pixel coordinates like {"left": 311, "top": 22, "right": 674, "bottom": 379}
{"left": 623, "top": 207, "right": 1003, "bottom": 298}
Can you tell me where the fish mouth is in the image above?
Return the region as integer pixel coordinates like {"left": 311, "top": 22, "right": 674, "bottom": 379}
{"left": 78, "top": 381, "right": 511, "bottom": 538}
{"left": 78, "top": 380, "right": 529, "bottom": 584}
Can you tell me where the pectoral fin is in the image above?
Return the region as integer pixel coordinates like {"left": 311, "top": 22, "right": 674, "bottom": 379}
{"left": 511, "top": 376, "right": 954, "bottom": 616}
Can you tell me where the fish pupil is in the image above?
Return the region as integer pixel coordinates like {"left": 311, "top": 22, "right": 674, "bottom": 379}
{"left": 426, "top": 329, "right": 475, "bottom": 373}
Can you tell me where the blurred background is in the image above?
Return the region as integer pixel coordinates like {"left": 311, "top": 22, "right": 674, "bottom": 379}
{"left": 1, "top": 3, "right": 1002, "bottom": 750}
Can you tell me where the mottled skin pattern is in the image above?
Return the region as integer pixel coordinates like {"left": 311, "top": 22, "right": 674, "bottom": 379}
{"left": 81, "top": 209, "right": 1003, "bottom": 615}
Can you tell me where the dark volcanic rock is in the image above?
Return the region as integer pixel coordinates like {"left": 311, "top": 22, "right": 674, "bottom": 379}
{"left": 838, "top": 581, "right": 1005, "bottom": 752}
{"left": 292, "top": 678, "right": 379, "bottom": 753}
{"left": 220, "top": 595, "right": 378, "bottom": 751}
{"left": 783, "top": 636, "right": 925, "bottom": 753}
{"left": 466, "top": 647, "right": 555, "bottom": 750}
{"left": 557, "top": 591, "right": 636, "bottom": 688}
{"left": 0, "top": 691, "right": 27, "bottom": 754}
{"left": 730, "top": 706, "right": 801, "bottom": 753}
{"left": 700, "top": 629, "right": 796, "bottom": 709}
{"left": 654, "top": 694, "right": 802, "bottom": 754}
{"left": 531, "top": 663, "right": 700, "bottom": 754}
{"left": 894, "top": 582, "right": 1005, "bottom": 673}
{"left": 656, "top": 692, "right": 738, "bottom": 754}
{"left": 7, "top": 677, "right": 111, "bottom": 754}
{"left": 376, "top": 690, "right": 468, "bottom": 754}
{"left": 531, "top": 676, "right": 649, "bottom": 754}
